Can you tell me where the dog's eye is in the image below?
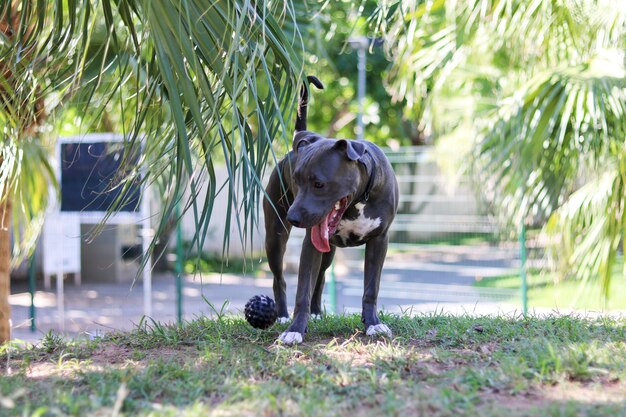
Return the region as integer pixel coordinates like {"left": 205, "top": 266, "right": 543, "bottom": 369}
{"left": 313, "top": 181, "right": 324, "bottom": 189}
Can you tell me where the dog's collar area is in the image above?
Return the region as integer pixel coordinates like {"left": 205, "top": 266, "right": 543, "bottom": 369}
{"left": 358, "top": 151, "right": 375, "bottom": 202}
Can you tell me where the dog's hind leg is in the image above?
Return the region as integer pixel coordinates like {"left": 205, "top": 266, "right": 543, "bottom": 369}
{"left": 311, "top": 246, "right": 336, "bottom": 319}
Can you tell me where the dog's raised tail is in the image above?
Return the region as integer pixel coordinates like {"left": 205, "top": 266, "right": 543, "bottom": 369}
{"left": 295, "top": 75, "right": 324, "bottom": 132}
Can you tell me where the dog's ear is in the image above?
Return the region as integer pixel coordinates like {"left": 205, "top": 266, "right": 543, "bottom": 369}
{"left": 333, "top": 139, "right": 366, "bottom": 161}
{"left": 293, "top": 131, "right": 322, "bottom": 153}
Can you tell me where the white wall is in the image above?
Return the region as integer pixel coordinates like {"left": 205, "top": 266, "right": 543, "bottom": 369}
{"left": 178, "top": 167, "right": 267, "bottom": 258}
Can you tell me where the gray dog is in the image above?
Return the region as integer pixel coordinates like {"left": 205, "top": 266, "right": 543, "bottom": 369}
{"left": 263, "top": 76, "right": 399, "bottom": 344}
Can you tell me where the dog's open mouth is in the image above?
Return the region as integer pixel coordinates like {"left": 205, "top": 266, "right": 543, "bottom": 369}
{"left": 311, "top": 196, "right": 349, "bottom": 253}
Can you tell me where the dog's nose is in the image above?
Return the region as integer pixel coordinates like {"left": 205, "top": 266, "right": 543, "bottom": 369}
{"left": 287, "top": 213, "right": 302, "bottom": 227}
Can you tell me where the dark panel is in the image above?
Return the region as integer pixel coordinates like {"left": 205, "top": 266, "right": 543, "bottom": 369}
{"left": 60, "top": 142, "right": 140, "bottom": 212}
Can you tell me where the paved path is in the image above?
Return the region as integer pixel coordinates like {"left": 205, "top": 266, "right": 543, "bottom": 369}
{"left": 9, "top": 245, "right": 523, "bottom": 343}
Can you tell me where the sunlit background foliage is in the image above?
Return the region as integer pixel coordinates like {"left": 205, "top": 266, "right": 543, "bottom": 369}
{"left": 381, "top": 0, "right": 626, "bottom": 294}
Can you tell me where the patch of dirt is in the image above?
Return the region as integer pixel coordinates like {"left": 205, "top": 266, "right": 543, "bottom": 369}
{"left": 26, "top": 362, "right": 80, "bottom": 380}
{"left": 90, "top": 344, "right": 135, "bottom": 364}
{"left": 541, "top": 378, "right": 626, "bottom": 404}
{"left": 89, "top": 343, "right": 196, "bottom": 366}
{"left": 478, "top": 378, "right": 626, "bottom": 413}
{"left": 19, "top": 343, "right": 198, "bottom": 379}
{"left": 308, "top": 336, "right": 457, "bottom": 376}
{"left": 315, "top": 347, "right": 374, "bottom": 367}
{"left": 479, "top": 390, "right": 543, "bottom": 412}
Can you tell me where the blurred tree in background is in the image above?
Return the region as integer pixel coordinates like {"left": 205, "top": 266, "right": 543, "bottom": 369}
{"left": 273, "top": 1, "right": 424, "bottom": 149}
{"left": 380, "top": 0, "right": 626, "bottom": 295}
{"left": 304, "top": 1, "right": 423, "bottom": 146}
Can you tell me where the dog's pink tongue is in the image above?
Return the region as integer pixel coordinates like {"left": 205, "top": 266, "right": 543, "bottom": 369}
{"left": 311, "top": 215, "right": 331, "bottom": 253}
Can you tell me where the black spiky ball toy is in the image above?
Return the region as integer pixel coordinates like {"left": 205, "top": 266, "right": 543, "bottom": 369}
{"left": 244, "top": 295, "right": 277, "bottom": 329}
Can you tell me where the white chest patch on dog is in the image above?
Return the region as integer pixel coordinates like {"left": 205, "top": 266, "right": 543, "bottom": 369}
{"left": 336, "top": 203, "right": 381, "bottom": 243}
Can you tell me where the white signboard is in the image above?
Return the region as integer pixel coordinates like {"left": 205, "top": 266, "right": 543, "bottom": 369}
{"left": 42, "top": 212, "right": 81, "bottom": 276}
{"left": 42, "top": 134, "right": 153, "bottom": 324}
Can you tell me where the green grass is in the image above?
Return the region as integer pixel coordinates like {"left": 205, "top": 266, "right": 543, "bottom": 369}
{"left": 390, "top": 232, "right": 496, "bottom": 247}
{"left": 183, "top": 254, "right": 264, "bottom": 276}
{"left": 475, "top": 271, "right": 626, "bottom": 311}
{"left": 2, "top": 313, "right": 626, "bottom": 416}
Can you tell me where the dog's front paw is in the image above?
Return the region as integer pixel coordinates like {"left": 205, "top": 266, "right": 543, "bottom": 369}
{"left": 366, "top": 323, "right": 392, "bottom": 337}
{"left": 310, "top": 313, "right": 322, "bottom": 321}
{"left": 277, "top": 316, "right": 290, "bottom": 324}
{"left": 278, "top": 331, "right": 303, "bottom": 345}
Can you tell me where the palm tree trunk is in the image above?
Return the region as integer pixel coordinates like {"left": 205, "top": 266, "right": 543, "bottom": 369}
{"left": 0, "top": 197, "right": 11, "bottom": 342}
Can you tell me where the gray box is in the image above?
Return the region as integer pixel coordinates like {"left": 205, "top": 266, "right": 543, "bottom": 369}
{"left": 80, "top": 224, "right": 141, "bottom": 282}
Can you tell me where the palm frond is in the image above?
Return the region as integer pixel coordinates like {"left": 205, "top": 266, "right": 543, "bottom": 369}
{"left": 0, "top": 1, "right": 93, "bottom": 262}
{"left": 121, "top": 0, "right": 303, "bottom": 257}
{"left": 381, "top": 0, "right": 626, "bottom": 293}
{"left": 544, "top": 166, "right": 624, "bottom": 297}
{"left": 381, "top": 0, "right": 626, "bottom": 130}
{"left": 478, "top": 56, "right": 626, "bottom": 225}
{"left": 1, "top": 0, "right": 308, "bottom": 264}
